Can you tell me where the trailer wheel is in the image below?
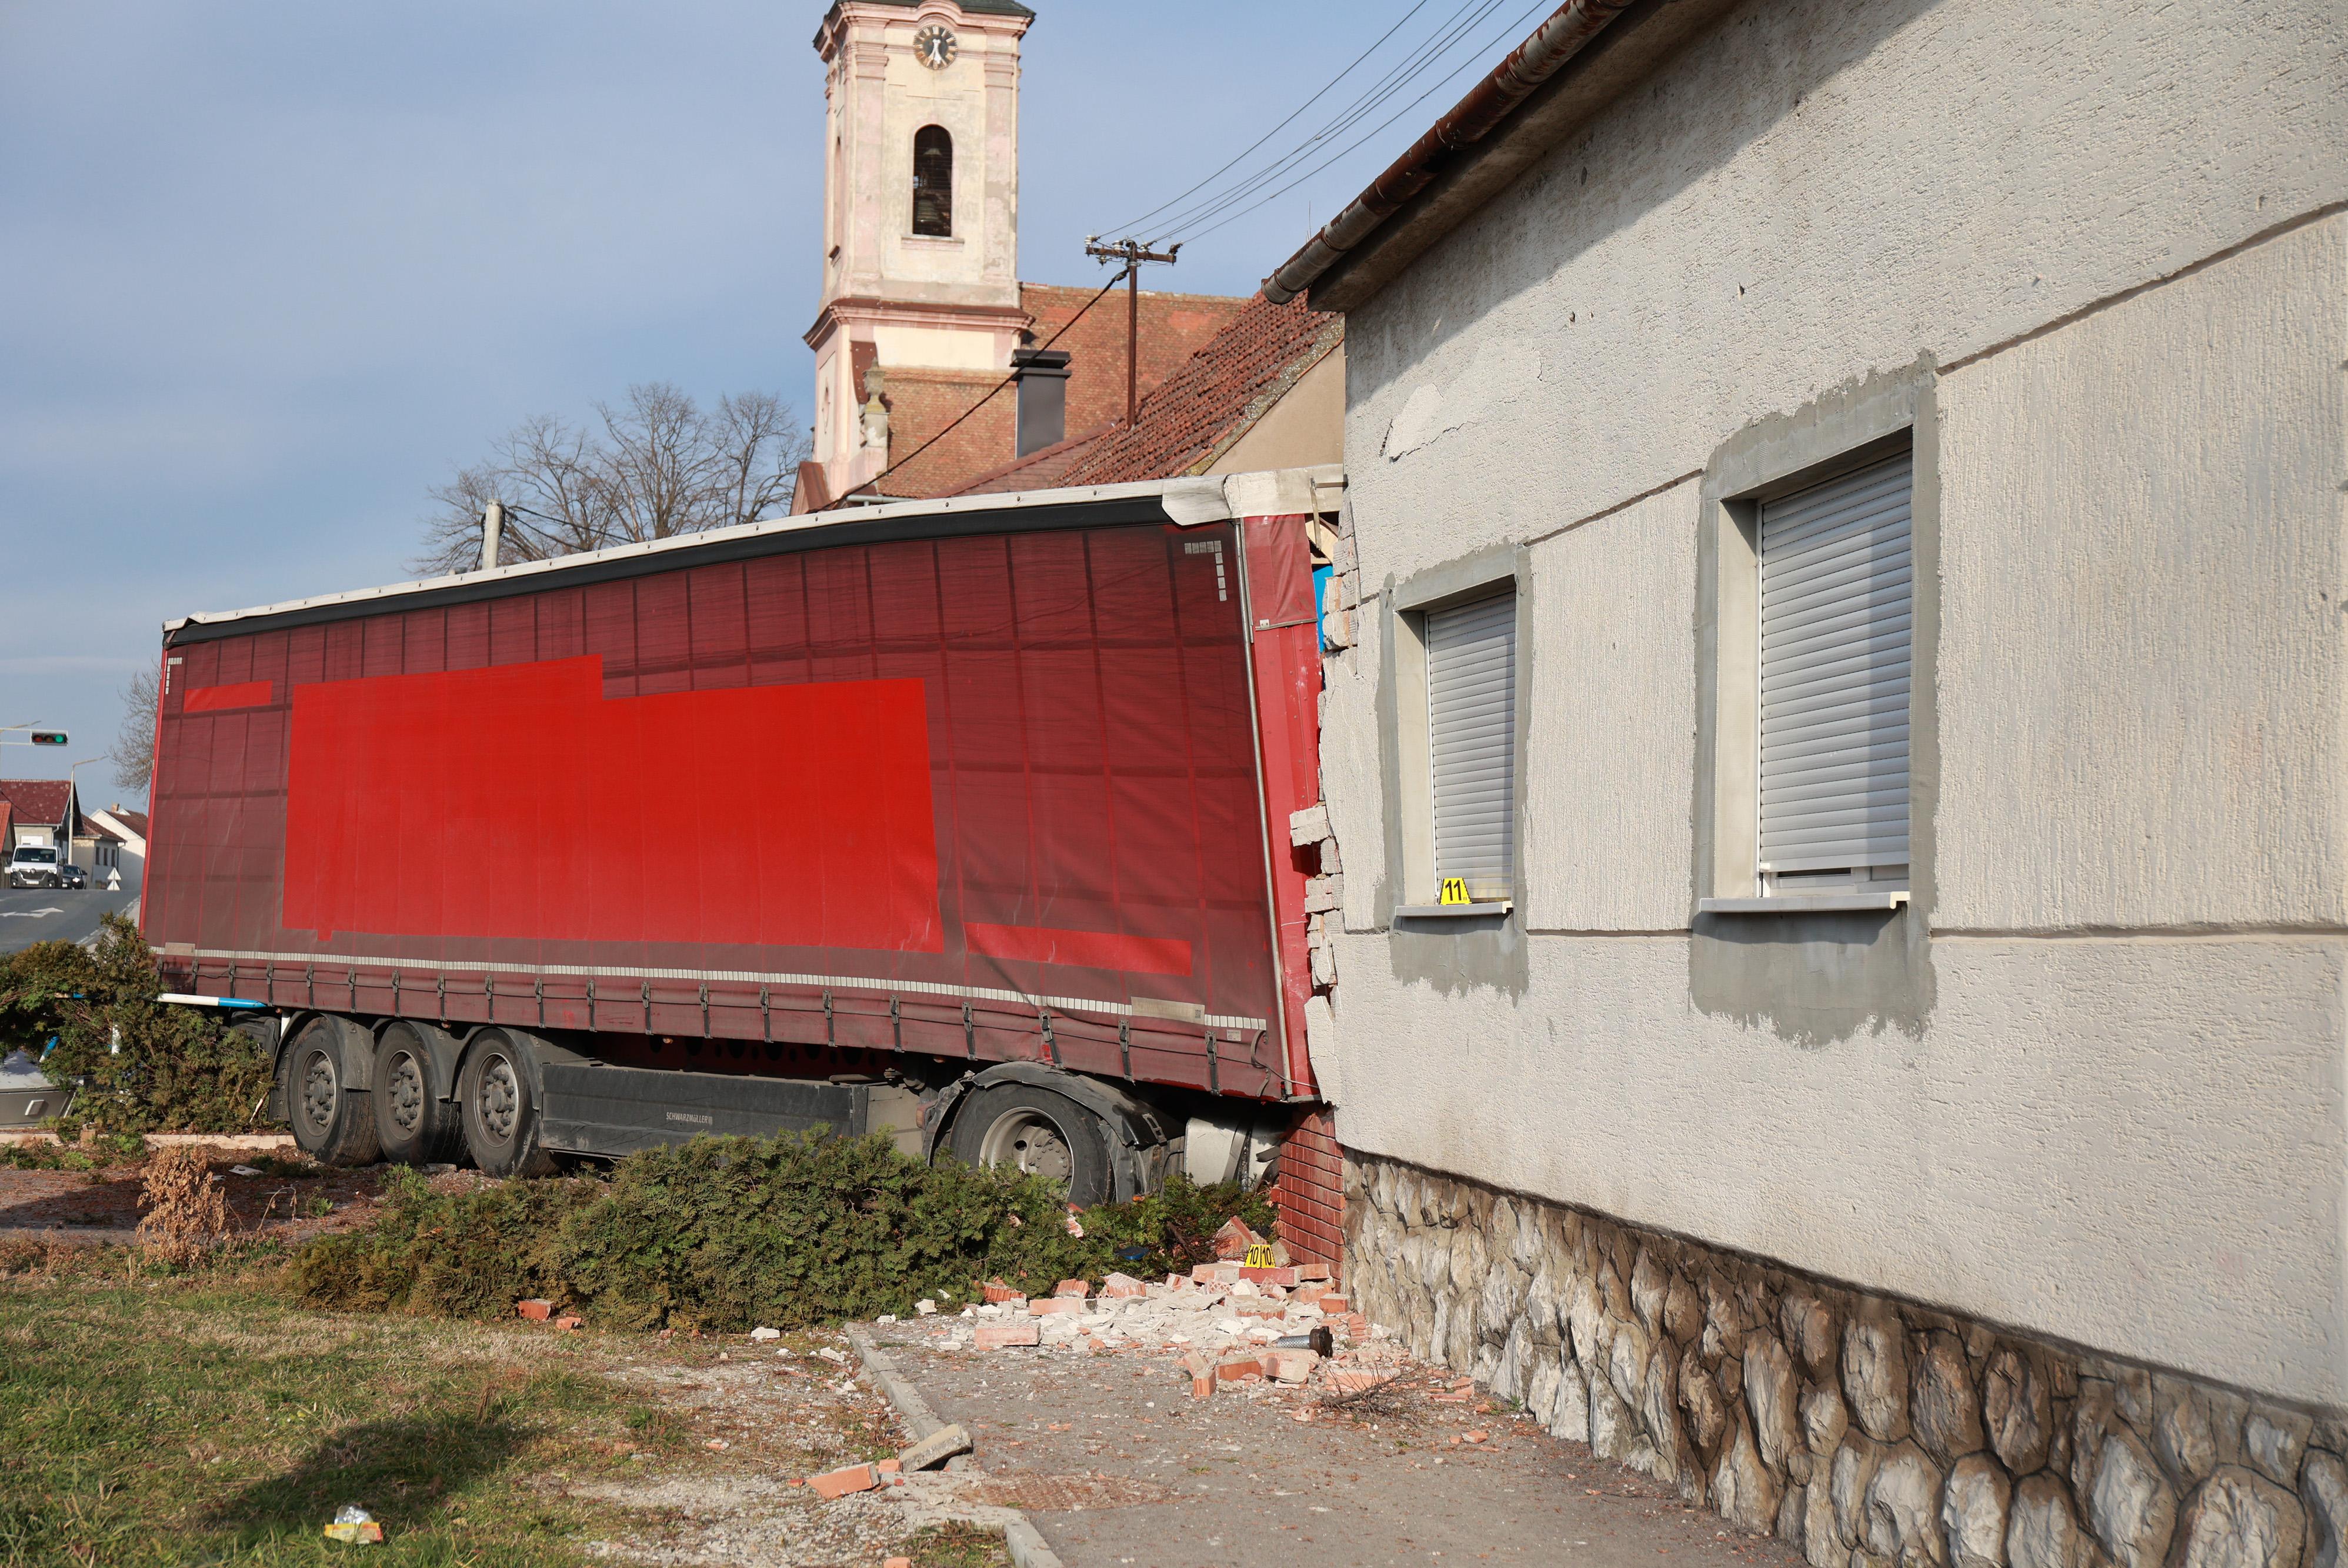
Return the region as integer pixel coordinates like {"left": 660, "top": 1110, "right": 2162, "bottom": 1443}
{"left": 281, "top": 1016, "right": 381, "bottom": 1167}
{"left": 459, "top": 1030, "right": 557, "bottom": 1179}
{"left": 946, "top": 1083, "right": 1113, "bottom": 1207}
{"left": 372, "top": 1022, "right": 462, "bottom": 1167}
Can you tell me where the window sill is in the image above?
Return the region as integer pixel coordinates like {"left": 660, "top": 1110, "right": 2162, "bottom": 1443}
{"left": 1393, "top": 900, "right": 1513, "bottom": 920}
{"left": 1696, "top": 892, "right": 1909, "bottom": 915}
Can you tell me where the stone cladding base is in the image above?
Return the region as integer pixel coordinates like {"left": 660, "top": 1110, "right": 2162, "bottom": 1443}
{"left": 1340, "top": 1151, "right": 2346, "bottom": 1568}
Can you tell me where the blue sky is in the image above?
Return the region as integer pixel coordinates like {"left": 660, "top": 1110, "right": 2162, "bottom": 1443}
{"left": 0, "top": 1, "right": 1551, "bottom": 803}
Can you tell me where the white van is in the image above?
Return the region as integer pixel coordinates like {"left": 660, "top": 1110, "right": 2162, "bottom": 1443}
{"left": 5, "top": 844, "right": 62, "bottom": 888}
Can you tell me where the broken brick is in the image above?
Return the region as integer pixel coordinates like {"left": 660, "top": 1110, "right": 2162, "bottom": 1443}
{"left": 808, "top": 1463, "right": 879, "bottom": 1500}
{"left": 1318, "top": 1295, "right": 1352, "bottom": 1315}
{"left": 1239, "top": 1265, "right": 1299, "bottom": 1287}
{"left": 1051, "top": 1279, "right": 1089, "bottom": 1298}
{"left": 1212, "top": 1216, "right": 1260, "bottom": 1260}
{"left": 553, "top": 1315, "right": 582, "bottom": 1332}
{"left": 975, "top": 1322, "right": 1042, "bottom": 1349}
{"left": 1296, "top": 1264, "right": 1333, "bottom": 1283}
{"left": 1233, "top": 1299, "right": 1287, "bottom": 1319}
{"left": 1099, "top": 1272, "right": 1146, "bottom": 1299}
{"left": 981, "top": 1279, "right": 1022, "bottom": 1304}
{"left": 876, "top": 1457, "right": 902, "bottom": 1474}
{"left": 1263, "top": 1349, "right": 1319, "bottom": 1384}
{"left": 1029, "top": 1297, "right": 1086, "bottom": 1317}
{"left": 1216, "top": 1357, "right": 1264, "bottom": 1383}
{"left": 515, "top": 1299, "right": 553, "bottom": 1321}
{"left": 1191, "top": 1262, "right": 1242, "bottom": 1285}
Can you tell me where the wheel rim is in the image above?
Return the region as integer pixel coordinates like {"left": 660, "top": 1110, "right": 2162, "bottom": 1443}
{"left": 299, "top": 1050, "right": 337, "bottom": 1136}
{"left": 976, "top": 1107, "right": 1073, "bottom": 1185}
{"left": 476, "top": 1055, "right": 521, "bottom": 1143}
{"left": 385, "top": 1049, "right": 425, "bottom": 1135}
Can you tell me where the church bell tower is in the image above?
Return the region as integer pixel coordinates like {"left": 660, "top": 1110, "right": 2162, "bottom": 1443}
{"left": 807, "top": 1, "right": 1033, "bottom": 500}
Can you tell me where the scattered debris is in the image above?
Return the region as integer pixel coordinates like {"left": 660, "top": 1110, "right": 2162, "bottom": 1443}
{"left": 749, "top": 1326, "right": 782, "bottom": 1341}
{"left": 322, "top": 1504, "right": 383, "bottom": 1544}
{"left": 515, "top": 1299, "right": 553, "bottom": 1322}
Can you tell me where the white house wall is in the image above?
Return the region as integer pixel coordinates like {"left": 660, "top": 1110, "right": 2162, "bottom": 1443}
{"left": 1323, "top": 0, "right": 2348, "bottom": 1414}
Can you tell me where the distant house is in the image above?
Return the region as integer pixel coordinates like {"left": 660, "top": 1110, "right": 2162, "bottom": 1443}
{"left": 0, "top": 779, "right": 74, "bottom": 856}
{"left": 74, "top": 805, "right": 142, "bottom": 887}
{"left": 84, "top": 805, "right": 146, "bottom": 889}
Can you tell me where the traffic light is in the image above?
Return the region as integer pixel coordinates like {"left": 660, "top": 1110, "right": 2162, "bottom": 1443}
{"left": 29, "top": 732, "right": 65, "bottom": 746}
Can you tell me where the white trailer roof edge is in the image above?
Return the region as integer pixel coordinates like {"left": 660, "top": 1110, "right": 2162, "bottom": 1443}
{"left": 164, "top": 466, "right": 1345, "bottom": 635}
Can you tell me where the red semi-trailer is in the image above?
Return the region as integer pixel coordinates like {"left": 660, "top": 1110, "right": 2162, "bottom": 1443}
{"left": 144, "top": 472, "right": 1336, "bottom": 1213}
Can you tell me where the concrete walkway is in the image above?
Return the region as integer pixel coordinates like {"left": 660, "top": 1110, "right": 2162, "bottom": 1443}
{"left": 865, "top": 1320, "right": 1805, "bottom": 1568}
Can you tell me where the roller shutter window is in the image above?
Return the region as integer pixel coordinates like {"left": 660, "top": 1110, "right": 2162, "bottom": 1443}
{"left": 1426, "top": 591, "right": 1517, "bottom": 901}
{"left": 1758, "top": 453, "right": 1912, "bottom": 886}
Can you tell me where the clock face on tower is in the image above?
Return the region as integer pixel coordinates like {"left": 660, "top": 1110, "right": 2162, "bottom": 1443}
{"left": 913, "top": 24, "right": 958, "bottom": 69}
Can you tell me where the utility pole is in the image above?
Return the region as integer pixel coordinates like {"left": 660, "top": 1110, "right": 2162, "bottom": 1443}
{"left": 1083, "top": 238, "right": 1180, "bottom": 427}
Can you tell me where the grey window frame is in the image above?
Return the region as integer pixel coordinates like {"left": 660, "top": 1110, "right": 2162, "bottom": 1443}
{"left": 1381, "top": 547, "right": 1529, "bottom": 923}
{"left": 1694, "top": 370, "right": 1940, "bottom": 920}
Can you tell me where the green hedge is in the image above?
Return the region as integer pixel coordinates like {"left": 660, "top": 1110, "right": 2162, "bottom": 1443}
{"left": 292, "top": 1131, "right": 1275, "bottom": 1331}
{"left": 2, "top": 914, "right": 271, "bottom": 1136}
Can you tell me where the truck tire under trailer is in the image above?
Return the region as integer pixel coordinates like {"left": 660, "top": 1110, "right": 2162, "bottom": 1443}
{"left": 269, "top": 1013, "right": 1171, "bottom": 1208}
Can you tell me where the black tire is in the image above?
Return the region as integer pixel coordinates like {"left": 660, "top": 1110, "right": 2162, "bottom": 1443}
{"left": 281, "top": 1016, "right": 382, "bottom": 1167}
{"left": 946, "top": 1083, "right": 1113, "bottom": 1207}
{"left": 458, "top": 1029, "right": 557, "bottom": 1179}
{"left": 372, "top": 1020, "right": 462, "bottom": 1167}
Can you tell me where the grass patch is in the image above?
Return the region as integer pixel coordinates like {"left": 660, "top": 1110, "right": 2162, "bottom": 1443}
{"left": 900, "top": 1521, "right": 1015, "bottom": 1567}
{"left": 0, "top": 1275, "right": 664, "bottom": 1566}
{"left": 292, "top": 1132, "right": 1273, "bottom": 1333}
{"left": 0, "top": 1135, "right": 147, "bottom": 1174}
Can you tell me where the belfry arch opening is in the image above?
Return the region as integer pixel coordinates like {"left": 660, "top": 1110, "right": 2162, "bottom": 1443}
{"left": 912, "top": 125, "right": 952, "bottom": 236}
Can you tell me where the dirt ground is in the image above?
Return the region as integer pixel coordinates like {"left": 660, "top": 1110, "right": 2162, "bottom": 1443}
{"left": 867, "top": 1318, "right": 1807, "bottom": 1568}
{"left": 0, "top": 1145, "right": 388, "bottom": 1247}
{"left": 559, "top": 1335, "right": 1018, "bottom": 1567}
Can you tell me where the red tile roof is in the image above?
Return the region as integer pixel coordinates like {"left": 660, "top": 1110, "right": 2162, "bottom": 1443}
{"left": 949, "top": 422, "right": 1117, "bottom": 496}
{"left": 1062, "top": 292, "right": 1342, "bottom": 486}
{"left": 0, "top": 780, "right": 71, "bottom": 826}
{"left": 109, "top": 809, "right": 149, "bottom": 839}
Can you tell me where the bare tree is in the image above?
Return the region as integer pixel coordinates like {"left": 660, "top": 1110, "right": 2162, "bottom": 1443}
{"left": 109, "top": 665, "right": 159, "bottom": 791}
{"left": 415, "top": 383, "right": 811, "bottom": 574}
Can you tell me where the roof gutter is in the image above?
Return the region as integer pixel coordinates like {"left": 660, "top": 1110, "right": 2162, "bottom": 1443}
{"left": 1261, "top": 0, "right": 1638, "bottom": 306}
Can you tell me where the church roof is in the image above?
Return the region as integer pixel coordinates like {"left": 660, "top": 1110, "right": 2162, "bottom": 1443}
{"left": 867, "top": 0, "right": 1035, "bottom": 15}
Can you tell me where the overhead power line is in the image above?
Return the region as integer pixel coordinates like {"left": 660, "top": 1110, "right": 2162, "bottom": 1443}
{"left": 1140, "top": 0, "right": 1517, "bottom": 245}
{"left": 1174, "top": 0, "right": 1560, "bottom": 248}
{"left": 1099, "top": 0, "right": 1444, "bottom": 239}
{"left": 1095, "top": 0, "right": 1566, "bottom": 258}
